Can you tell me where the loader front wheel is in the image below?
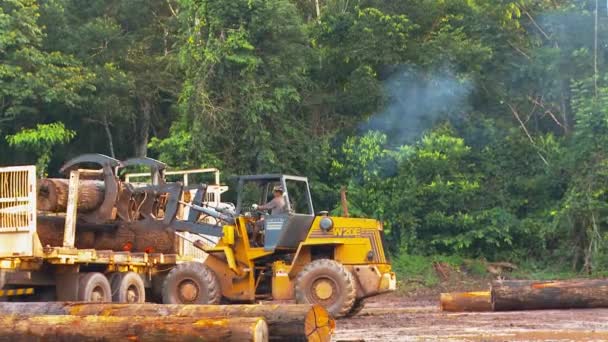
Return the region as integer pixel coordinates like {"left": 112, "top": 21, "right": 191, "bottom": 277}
{"left": 295, "top": 259, "right": 356, "bottom": 318}
{"left": 161, "top": 263, "right": 221, "bottom": 304}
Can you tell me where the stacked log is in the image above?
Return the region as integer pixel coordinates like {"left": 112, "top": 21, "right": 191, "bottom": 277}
{"left": 491, "top": 279, "right": 608, "bottom": 311}
{"left": 0, "top": 303, "right": 335, "bottom": 342}
{"left": 36, "top": 216, "right": 178, "bottom": 254}
{"left": 0, "top": 315, "right": 268, "bottom": 342}
{"left": 439, "top": 291, "right": 491, "bottom": 312}
{"left": 37, "top": 178, "right": 105, "bottom": 213}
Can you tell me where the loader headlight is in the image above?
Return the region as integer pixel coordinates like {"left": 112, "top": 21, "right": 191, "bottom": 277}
{"left": 319, "top": 217, "right": 333, "bottom": 232}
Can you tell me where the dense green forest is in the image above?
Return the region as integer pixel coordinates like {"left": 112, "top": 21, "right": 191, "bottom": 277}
{"left": 3, "top": 0, "right": 608, "bottom": 274}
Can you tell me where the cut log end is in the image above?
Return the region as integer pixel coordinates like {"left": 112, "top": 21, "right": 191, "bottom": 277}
{"left": 251, "top": 318, "right": 269, "bottom": 342}
{"left": 304, "top": 304, "right": 335, "bottom": 342}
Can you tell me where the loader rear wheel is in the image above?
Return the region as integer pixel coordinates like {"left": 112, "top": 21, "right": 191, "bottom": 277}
{"left": 161, "top": 262, "right": 221, "bottom": 304}
{"left": 295, "top": 259, "right": 356, "bottom": 318}
{"left": 78, "top": 273, "right": 111, "bottom": 302}
{"left": 110, "top": 272, "right": 145, "bottom": 303}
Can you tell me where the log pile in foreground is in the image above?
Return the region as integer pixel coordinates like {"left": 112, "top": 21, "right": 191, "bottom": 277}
{"left": 0, "top": 302, "right": 335, "bottom": 342}
{"left": 0, "top": 315, "right": 267, "bottom": 342}
{"left": 439, "top": 291, "right": 492, "bottom": 312}
{"left": 440, "top": 278, "right": 608, "bottom": 312}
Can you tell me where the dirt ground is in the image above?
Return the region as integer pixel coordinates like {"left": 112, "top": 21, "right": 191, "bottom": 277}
{"left": 334, "top": 293, "right": 608, "bottom": 341}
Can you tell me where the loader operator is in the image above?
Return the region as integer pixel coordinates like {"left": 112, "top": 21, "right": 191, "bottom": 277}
{"left": 250, "top": 185, "right": 287, "bottom": 246}
{"left": 254, "top": 185, "right": 287, "bottom": 215}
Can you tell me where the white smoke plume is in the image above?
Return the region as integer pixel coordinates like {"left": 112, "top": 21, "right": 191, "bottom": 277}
{"left": 362, "top": 66, "right": 473, "bottom": 147}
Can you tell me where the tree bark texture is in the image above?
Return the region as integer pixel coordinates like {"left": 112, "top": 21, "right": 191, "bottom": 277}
{"left": 439, "top": 291, "right": 492, "bottom": 312}
{"left": 0, "top": 303, "right": 335, "bottom": 342}
{"left": 37, "top": 178, "right": 105, "bottom": 213}
{"left": 491, "top": 279, "right": 608, "bottom": 311}
{"left": 36, "top": 217, "right": 178, "bottom": 253}
{"left": 0, "top": 315, "right": 268, "bottom": 342}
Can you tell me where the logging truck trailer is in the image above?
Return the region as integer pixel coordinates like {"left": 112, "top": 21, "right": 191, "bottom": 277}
{"left": 0, "top": 163, "right": 223, "bottom": 302}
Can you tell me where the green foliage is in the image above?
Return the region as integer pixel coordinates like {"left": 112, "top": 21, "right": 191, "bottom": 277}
{"left": 392, "top": 252, "right": 471, "bottom": 288}
{"left": 0, "top": 0, "right": 93, "bottom": 123}
{"left": 6, "top": 0, "right": 608, "bottom": 276}
{"left": 392, "top": 253, "right": 443, "bottom": 287}
{"left": 6, "top": 122, "right": 75, "bottom": 175}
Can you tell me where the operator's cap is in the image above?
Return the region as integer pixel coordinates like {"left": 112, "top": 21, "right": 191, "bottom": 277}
{"left": 273, "top": 185, "right": 284, "bottom": 193}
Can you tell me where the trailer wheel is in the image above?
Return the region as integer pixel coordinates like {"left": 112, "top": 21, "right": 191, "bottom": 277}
{"left": 295, "top": 259, "right": 356, "bottom": 318}
{"left": 78, "top": 273, "right": 112, "bottom": 302}
{"left": 161, "top": 263, "right": 221, "bottom": 304}
{"left": 110, "top": 272, "right": 145, "bottom": 303}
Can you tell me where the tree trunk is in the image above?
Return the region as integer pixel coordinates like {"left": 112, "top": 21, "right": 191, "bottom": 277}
{"left": 439, "top": 291, "right": 491, "bottom": 312}
{"left": 37, "top": 178, "right": 105, "bottom": 213}
{"left": 491, "top": 279, "right": 608, "bottom": 311}
{"left": 340, "top": 187, "right": 349, "bottom": 217}
{"left": 135, "top": 97, "right": 152, "bottom": 157}
{"left": 103, "top": 114, "right": 116, "bottom": 158}
{"left": 0, "top": 303, "right": 334, "bottom": 342}
{"left": 0, "top": 315, "right": 267, "bottom": 342}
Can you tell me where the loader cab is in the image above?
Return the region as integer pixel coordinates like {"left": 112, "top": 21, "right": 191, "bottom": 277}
{"left": 236, "top": 175, "right": 315, "bottom": 251}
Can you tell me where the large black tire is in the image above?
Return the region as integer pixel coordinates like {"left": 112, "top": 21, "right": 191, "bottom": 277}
{"left": 295, "top": 259, "right": 357, "bottom": 318}
{"left": 161, "top": 262, "right": 221, "bottom": 304}
{"left": 110, "top": 272, "right": 146, "bottom": 303}
{"left": 345, "top": 298, "right": 365, "bottom": 317}
{"left": 77, "top": 273, "right": 112, "bottom": 302}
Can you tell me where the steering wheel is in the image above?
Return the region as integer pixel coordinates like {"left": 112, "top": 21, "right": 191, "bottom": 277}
{"left": 250, "top": 204, "right": 268, "bottom": 218}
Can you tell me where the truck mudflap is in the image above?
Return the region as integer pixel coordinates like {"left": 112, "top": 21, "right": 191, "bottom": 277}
{"left": 349, "top": 264, "right": 396, "bottom": 298}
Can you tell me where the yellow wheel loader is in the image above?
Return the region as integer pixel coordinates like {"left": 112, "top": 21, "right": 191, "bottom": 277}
{"left": 172, "top": 174, "right": 396, "bottom": 317}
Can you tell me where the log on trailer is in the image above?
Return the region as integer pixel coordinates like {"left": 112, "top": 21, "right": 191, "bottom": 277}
{"left": 491, "top": 279, "right": 608, "bottom": 311}
{"left": 36, "top": 216, "right": 178, "bottom": 254}
{"left": 440, "top": 291, "right": 492, "bottom": 312}
{"left": 0, "top": 302, "right": 335, "bottom": 342}
{"left": 0, "top": 315, "right": 268, "bottom": 342}
{"left": 37, "top": 178, "right": 105, "bottom": 213}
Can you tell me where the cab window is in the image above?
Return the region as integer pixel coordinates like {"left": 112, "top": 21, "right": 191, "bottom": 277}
{"left": 240, "top": 181, "right": 264, "bottom": 210}
{"left": 285, "top": 179, "right": 312, "bottom": 215}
